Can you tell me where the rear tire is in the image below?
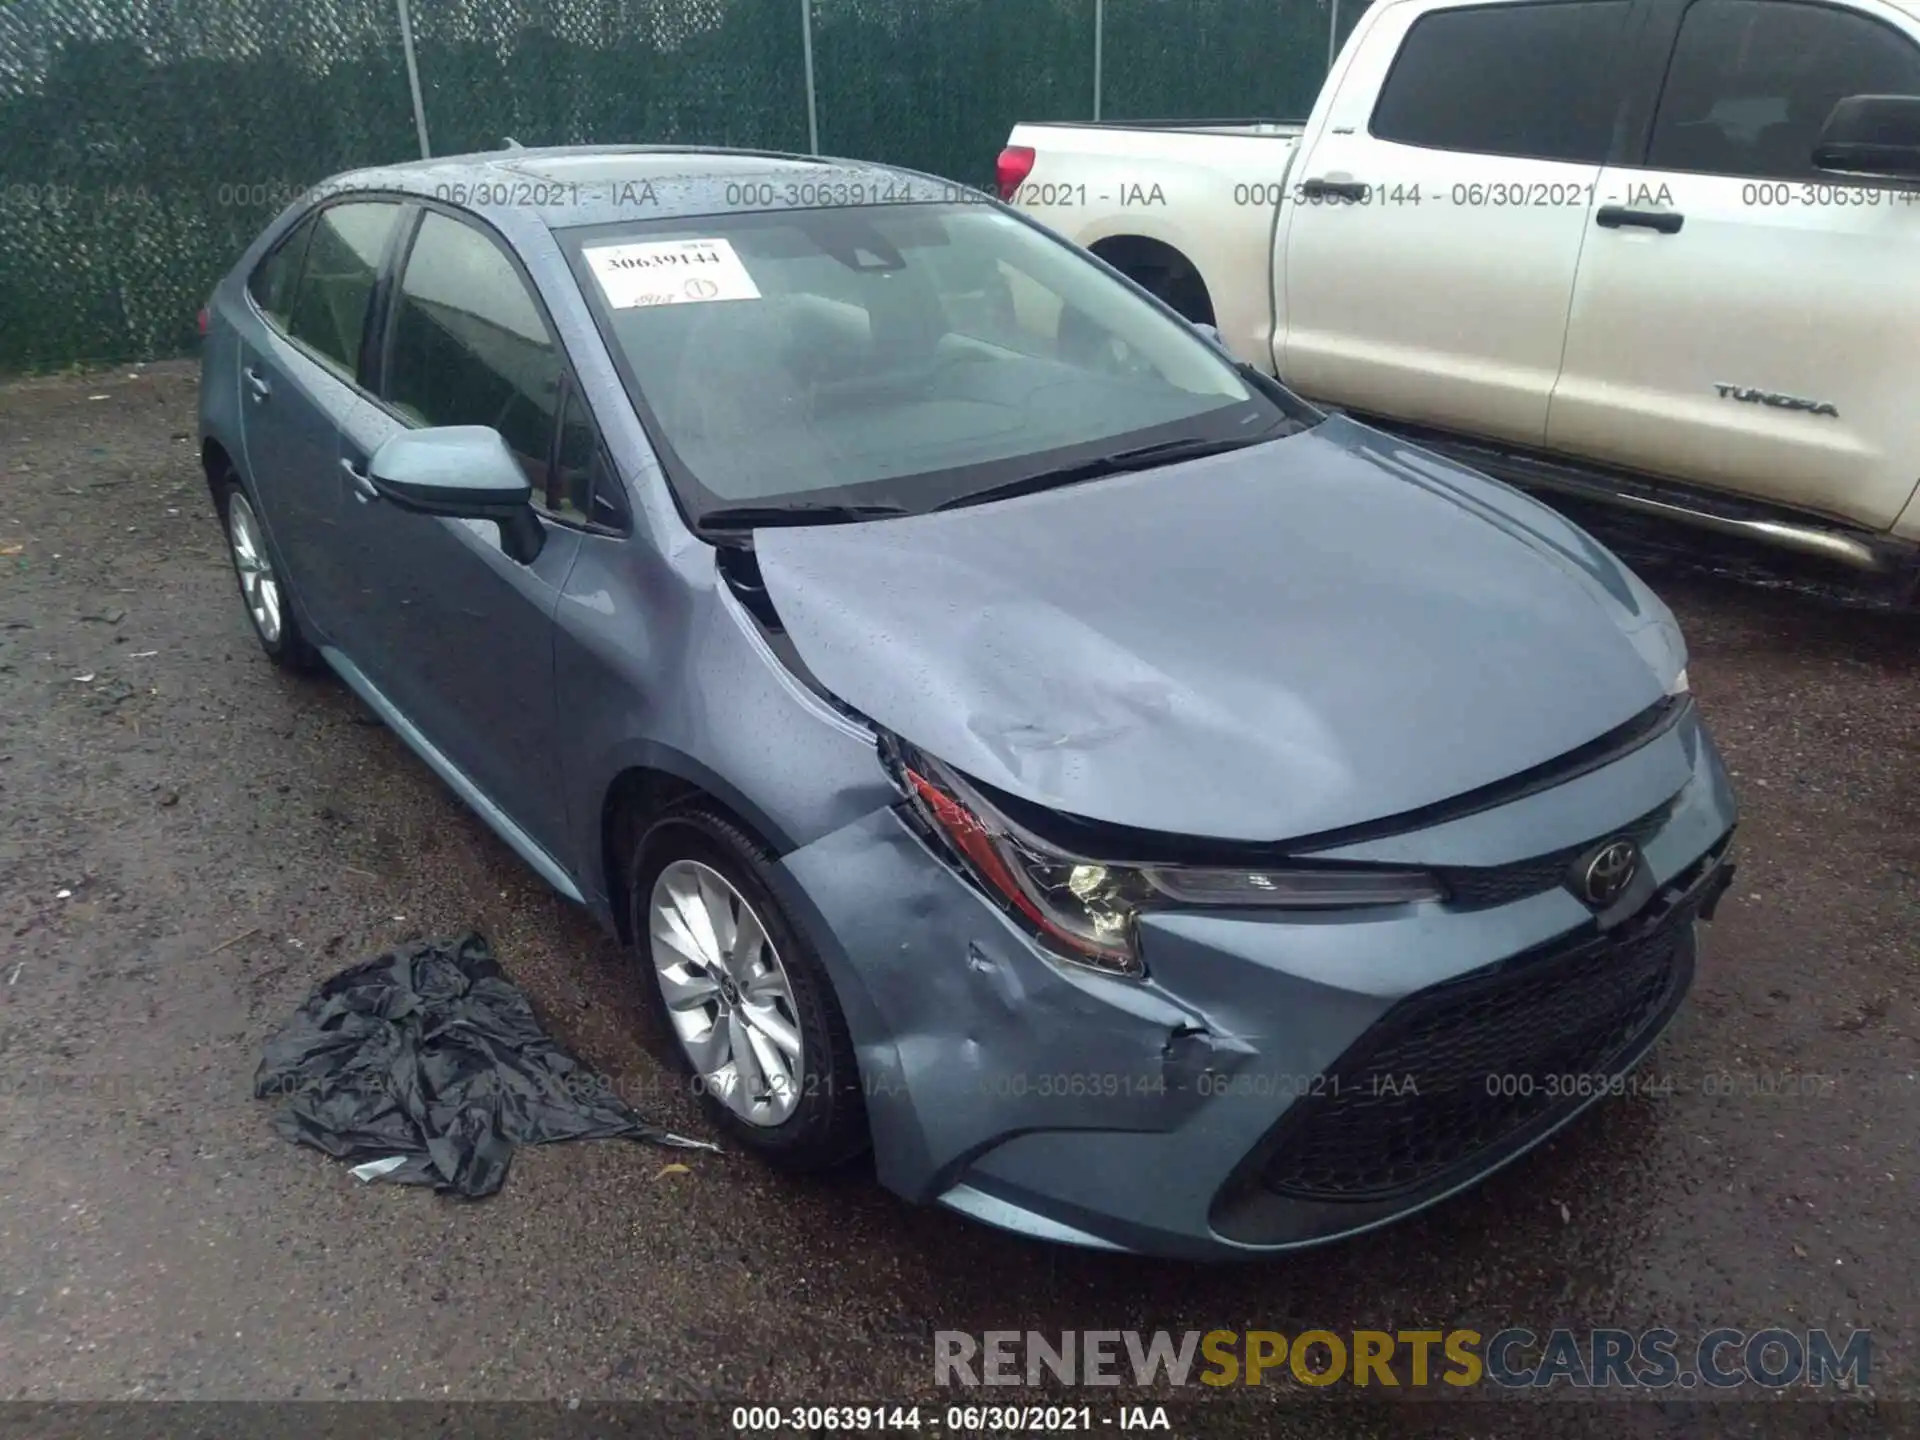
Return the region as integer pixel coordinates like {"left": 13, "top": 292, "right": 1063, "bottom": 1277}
{"left": 628, "top": 803, "right": 868, "bottom": 1171}
{"left": 216, "top": 471, "right": 324, "bottom": 674}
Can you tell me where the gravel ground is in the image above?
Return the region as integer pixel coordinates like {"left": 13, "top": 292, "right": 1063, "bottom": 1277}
{"left": 1, "top": 362, "right": 1915, "bottom": 1434}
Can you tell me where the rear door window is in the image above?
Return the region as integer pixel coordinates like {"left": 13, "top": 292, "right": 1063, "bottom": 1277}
{"left": 1369, "top": 1, "right": 1632, "bottom": 163}
{"left": 1645, "top": 0, "right": 1920, "bottom": 179}
{"left": 284, "top": 201, "right": 403, "bottom": 379}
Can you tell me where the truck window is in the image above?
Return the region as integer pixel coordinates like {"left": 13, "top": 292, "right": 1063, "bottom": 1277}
{"left": 1368, "top": 1, "right": 1630, "bottom": 163}
{"left": 1645, "top": 0, "right": 1920, "bottom": 180}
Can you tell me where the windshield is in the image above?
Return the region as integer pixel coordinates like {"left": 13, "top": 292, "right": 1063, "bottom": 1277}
{"left": 561, "top": 201, "right": 1313, "bottom": 524}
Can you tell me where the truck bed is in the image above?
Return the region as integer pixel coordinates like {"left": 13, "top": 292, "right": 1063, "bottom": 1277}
{"left": 1014, "top": 118, "right": 1306, "bottom": 139}
{"left": 1003, "top": 119, "right": 1305, "bottom": 370}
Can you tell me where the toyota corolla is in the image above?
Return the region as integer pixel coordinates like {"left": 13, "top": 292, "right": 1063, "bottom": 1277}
{"left": 198, "top": 146, "right": 1736, "bottom": 1258}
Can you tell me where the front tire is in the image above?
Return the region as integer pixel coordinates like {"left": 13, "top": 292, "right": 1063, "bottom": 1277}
{"left": 217, "top": 472, "right": 324, "bottom": 673}
{"left": 628, "top": 804, "right": 868, "bottom": 1170}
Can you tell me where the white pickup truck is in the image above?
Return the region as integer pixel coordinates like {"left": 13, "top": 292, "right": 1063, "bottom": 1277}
{"left": 1001, "top": 0, "right": 1920, "bottom": 588}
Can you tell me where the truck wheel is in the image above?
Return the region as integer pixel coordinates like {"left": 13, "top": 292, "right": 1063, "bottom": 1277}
{"left": 1153, "top": 267, "right": 1215, "bottom": 327}
{"left": 1093, "top": 239, "right": 1217, "bottom": 327}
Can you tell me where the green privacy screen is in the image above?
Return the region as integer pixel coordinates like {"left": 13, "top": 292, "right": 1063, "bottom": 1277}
{"left": 0, "top": 0, "right": 1357, "bottom": 371}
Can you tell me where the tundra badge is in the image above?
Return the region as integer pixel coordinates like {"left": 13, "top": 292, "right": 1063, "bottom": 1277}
{"left": 1714, "top": 383, "right": 1839, "bottom": 417}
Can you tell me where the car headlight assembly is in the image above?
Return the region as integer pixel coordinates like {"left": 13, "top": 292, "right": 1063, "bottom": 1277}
{"left": 882, "top": 739, "right": 1444, "bottom": 977}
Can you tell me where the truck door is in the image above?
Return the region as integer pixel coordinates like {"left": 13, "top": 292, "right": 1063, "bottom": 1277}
{"left": 1280, "top": 0, "right": 1633, "bottom": 445}
{"left": 1545, "top": 0, "right": 1920, "bottom": 530}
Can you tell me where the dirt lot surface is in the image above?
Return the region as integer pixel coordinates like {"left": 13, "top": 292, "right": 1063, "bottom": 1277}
{"left": 2, "top": 362, "right": 1915, "bottom": 1435}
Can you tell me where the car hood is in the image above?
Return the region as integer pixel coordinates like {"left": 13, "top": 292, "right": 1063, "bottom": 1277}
{"left": 752, "top": 415, "right": 1685, "bottom": 843}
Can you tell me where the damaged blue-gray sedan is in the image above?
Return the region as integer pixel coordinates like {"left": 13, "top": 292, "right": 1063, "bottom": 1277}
{"left": 198, "top": 146, "right": 1737, "bottom": 1258}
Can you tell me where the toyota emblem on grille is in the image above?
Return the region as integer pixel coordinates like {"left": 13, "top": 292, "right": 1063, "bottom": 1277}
{"left": 1578, "top": 839, "right": 1641, "bottom": 907}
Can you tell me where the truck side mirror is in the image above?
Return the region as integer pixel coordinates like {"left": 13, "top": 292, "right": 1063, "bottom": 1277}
{"left": 1813, "top": 94, "right": 1920, "bottom": 182}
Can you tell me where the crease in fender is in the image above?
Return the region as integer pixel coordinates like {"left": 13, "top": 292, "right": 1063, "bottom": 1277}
{"left": 713, "top": 560, "right": 874, "bottom": 745}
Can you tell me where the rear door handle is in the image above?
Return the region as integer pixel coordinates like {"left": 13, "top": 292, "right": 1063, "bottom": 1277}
{"left": 1595, "top": 205, "right": 1684, "bottom": 234}
{"left": 1299, "top": 177, "right": 1370, "bottom": 202}
{"left": 243, "top": 366, "right": 271, "bottom": 400}
{"left": 340, "top": 457, "right": 379, "bottom": 502}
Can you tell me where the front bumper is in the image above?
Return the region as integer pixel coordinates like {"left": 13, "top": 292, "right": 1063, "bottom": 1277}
{"left": 774, "top": 703, "right": 1738, "bottom": 1259}
{"left": 1210, "top": 838, "right": 1729, "bottom": 1247}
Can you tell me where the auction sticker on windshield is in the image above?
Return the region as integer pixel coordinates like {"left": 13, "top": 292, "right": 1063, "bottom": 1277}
{"left": 585, "top": 237, "right": 762, "bottom": 308}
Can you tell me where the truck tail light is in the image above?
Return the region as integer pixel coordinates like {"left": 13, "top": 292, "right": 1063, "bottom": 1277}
{"left": 995, "top": 145, "right": 1036, "bottom": 200}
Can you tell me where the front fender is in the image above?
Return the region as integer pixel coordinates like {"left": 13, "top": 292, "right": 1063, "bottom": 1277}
{"left": 558, "top": 540, "right": 894, "bottom": 923}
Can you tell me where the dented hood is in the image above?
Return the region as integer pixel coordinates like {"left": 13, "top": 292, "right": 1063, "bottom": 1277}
{"left": 753, "top": 416, "right": 1684, "bottom": 843}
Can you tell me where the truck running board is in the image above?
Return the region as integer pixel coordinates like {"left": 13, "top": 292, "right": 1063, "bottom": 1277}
{"left": 1349, "top": 414, "right": 1902, "bottom": 576}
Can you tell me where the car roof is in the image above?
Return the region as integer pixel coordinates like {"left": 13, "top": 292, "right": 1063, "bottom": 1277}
{"left": 308, "top": 145, "right": 983, "bottom": 233}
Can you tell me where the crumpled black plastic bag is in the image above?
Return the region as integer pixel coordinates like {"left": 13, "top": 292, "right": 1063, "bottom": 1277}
{"left": 254, "top": 931, "right": 714, "bottom": 1196}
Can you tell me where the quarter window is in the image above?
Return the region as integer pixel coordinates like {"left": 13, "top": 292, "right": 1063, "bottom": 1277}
{"left": 284, "top": 202, "right": 401, "bottom": 378}
{"left": 1646, "top": 0, "right": 1920, "bottom": 179}
{"left": 1369, "top": 1, "right": 1631, "bottom": 163}
{"left": 247, "top": 216, "right": 315, "bottom": 327}
{"left": 553, "top": 384, "right": 625, "bottom": 529}
{"left": 384, "top": 211, "right": 568, "bottom": 513}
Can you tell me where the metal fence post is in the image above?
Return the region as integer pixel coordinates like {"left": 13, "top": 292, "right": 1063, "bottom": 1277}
{"left": 1092, "top": 0, "right": 1104, "bottom": 121}
{"left": 801, "top": 0, "right": 821, "bottom": 154}
{"left": 396, "top": 0, "right": 432, "bottom": 159}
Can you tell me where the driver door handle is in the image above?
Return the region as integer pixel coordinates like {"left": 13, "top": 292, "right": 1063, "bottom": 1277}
{"left": 1595, "top": 205, "right": 1685, "bottom": 234}
{"left": 340, "top": 457, "right": 379, "bottom": 502}
{"left": 243, "top": 367, "right": 271, "bottom": 400}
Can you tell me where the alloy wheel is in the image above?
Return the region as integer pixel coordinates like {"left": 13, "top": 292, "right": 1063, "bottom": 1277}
{"left": 648, "top": 858, "right": 806, "bottom": 1127}
{"left": 226, "top": 491, "right": 283, "bottom": 646}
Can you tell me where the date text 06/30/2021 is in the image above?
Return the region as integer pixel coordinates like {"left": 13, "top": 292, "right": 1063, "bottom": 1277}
{"left": 730, "top": 1406, "right": 1173, "bottom": 1432}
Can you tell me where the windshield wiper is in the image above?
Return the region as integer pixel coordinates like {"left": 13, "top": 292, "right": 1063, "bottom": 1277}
{"left": 696, "top": 501, "right": 913, "bottom": 533}
{"left": 932, "top": 433, "right": 1275, "bottom": 512}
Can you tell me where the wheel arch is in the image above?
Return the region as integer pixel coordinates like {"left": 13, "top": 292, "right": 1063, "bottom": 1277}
{"left": 597, "top": 750, "right": 801, "bottom": 946}
{"left": 1087, "top": 234, "right": 1218, "bottom": 326}
{"left": 201, "top": 436, "right": 237, "bottom": 505}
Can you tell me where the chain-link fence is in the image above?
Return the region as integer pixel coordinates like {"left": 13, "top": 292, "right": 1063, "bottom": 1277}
{"left": 0, "top": 0, "right": 1360, "bottom": 372}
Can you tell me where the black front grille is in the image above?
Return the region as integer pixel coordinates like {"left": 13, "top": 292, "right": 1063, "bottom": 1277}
{"left": 1256, "top": 886, "right": 1700, "bottom": 1202}
{"left": 1437, "top": 801, "right": 1671, "bottom": 909}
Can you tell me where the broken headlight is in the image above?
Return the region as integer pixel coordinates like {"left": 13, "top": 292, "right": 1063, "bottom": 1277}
{"left": 883, "top": 739, "right": 1444, "bottom": 977}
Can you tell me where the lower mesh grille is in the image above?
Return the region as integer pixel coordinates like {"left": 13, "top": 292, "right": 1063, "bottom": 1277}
{"left": 1257, "top": 902, "right": 1693, "bottom": 1201}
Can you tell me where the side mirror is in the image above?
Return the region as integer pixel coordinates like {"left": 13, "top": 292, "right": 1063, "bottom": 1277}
{"left": 367, "top": 426, "right": 545, "bottom": 563}
{"left": 1813, "top": 94, "right": 1920, "bottom": 183}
